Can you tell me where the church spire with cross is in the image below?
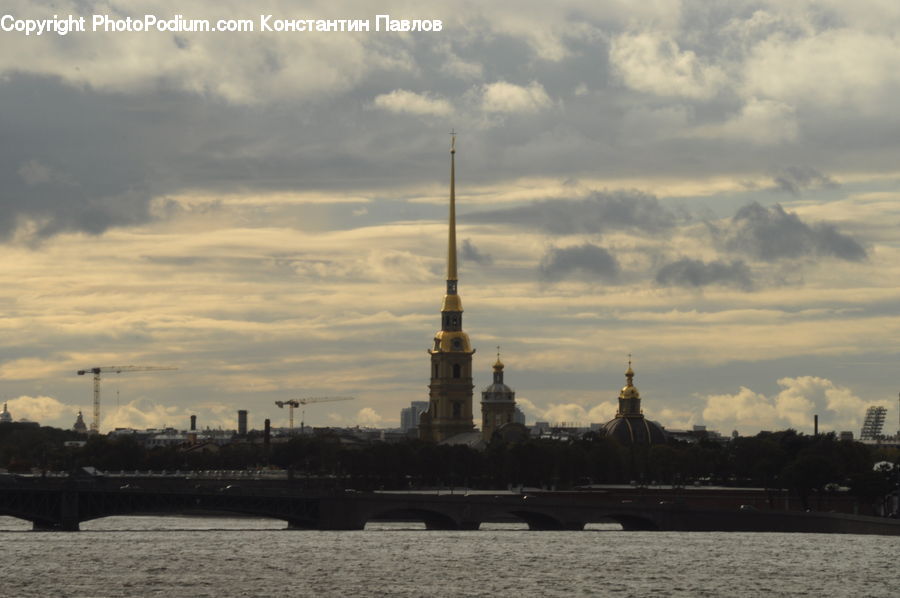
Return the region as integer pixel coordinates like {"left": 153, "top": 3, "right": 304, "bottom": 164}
{"left": 419, "top": 133, "right": 476, "bottom": 442}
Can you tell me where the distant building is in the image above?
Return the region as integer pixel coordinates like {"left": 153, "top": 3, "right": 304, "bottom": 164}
{"left": 237, "top": 410, "right": 248, "bottom": 436}
{"left": 400, "top": 401, "right": 429, "bottom": 433}
{"left": 860, "top": 406, "right": 887, "bottom": 440}
{"left": 0, "top": 403, "right": 11, "bottom": 424}
{"left": 513, "top": 406, "right": 526, "bottom": 425}
{"left": 601, "top": 360, "right": 666, "bottom": 446}
{"left": 73, "top": 411, "right": 88, "bottom": 434}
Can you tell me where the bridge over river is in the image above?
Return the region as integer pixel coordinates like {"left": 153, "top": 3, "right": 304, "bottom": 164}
{"left": 2, "top": 474, "right": 899, "bottom": 535}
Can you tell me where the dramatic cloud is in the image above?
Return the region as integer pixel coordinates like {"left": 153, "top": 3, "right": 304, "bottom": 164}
{"left": 742, "top": 28, "right": 900, "bottom": 113}
{"left": 461, "top": 239, "right": 493, "bottom": 265}
{"left": 2, "top": 2, "right": 900, "bottom": 436}
{"left": 610, "top": 31, "right": 726, "bottom": 99}
{"left": 655, "top": 258, "right": 753, "bottom": 290}
{"left": 702, "top": 376, "right": 877, "bottom": 435}
{"left": 468, "top": 191, "right": 678, "bottom": 235}
{"left": 373, "top": 90, "right": 453, "bottom": 117}
{"left": 539, "top": 243, "right": 619, "bottom": 281}
{"left": 723, "top": 202, "right": 867, "bottom": 262}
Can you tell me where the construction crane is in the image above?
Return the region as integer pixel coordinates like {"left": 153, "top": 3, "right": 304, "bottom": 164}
{"left": 76, "top": 366, "right": 177, "bottom": 434}
{"left": 275, "top": 396, "right": 354, "bottom": 435}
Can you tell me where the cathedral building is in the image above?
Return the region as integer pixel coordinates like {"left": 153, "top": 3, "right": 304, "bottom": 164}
{"left": 480, "top": 349, "right": 517, "bottom": 441}
{"left": 602, "top": 360, "right": 667, "bottom": 445}
{"left": 418, "top": 135, "right": 476, "bottom": 442}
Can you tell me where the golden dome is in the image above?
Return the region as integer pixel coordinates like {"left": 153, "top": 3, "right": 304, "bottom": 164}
{"left": 619, "top": 384, "right": 640, "bottom": 399}
{"left": 431, "top": 330, "right": 473, "bottom": 353}
{"left": 493, "top": 346, "right": 504, "bottom": 370}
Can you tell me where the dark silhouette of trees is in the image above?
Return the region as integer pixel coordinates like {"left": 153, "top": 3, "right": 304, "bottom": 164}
{"left": 1, "top": 424, "right": 895, "bottom": 512}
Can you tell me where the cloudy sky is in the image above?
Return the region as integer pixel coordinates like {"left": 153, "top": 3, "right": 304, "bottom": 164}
{"left": 2, "top": 0, "right": 899, "bottom": 436}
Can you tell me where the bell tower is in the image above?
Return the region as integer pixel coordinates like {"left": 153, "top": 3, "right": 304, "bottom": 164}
{"left": 419, "top": 134, "right": 475, "bottom": 442}
{"left": 481, "top": 348, "right": 516, "bottom": 441}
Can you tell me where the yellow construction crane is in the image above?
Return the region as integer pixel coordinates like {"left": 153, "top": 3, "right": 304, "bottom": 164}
{"left": 76, "top": 366, "right": 177, "bottom": 434}
{"left": 275, "top": 396, "right": 354, "bottom": 434}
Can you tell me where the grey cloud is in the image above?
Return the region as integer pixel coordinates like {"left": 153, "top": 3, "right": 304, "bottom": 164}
{"left": 772, "top": 166, "right": 839, "bottom": 195}
{"left": 539, "top": 243, "right": 619, "bottom": 281}
{"left": 656, "top": 258, "right": 753, "bottom": 290}
{"left": 461, "top": 239, "right": 493, "bottom": 265}
{"left": 468, "top": 191, "right": 680, "bottom": 235}
{"left": 724, "top": 202, "right": 866, "bottom": 262}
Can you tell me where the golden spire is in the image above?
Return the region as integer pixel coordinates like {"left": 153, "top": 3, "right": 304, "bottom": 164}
{"left": 447, "top": 130, "right": 457, "bottom": 283}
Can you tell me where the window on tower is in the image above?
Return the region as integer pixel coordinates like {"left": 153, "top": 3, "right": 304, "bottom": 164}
{"left": 452, "top": 363, "right": 461, "bottom": 378}
{"left": 453, "top": 402, "right": 461, "bottom": 417}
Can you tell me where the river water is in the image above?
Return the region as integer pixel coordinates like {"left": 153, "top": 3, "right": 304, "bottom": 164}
{"left": 0, "top": 516, "right": 896, "bottom": 597}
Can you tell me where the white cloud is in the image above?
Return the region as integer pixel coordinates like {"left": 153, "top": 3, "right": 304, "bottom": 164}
{"left": 702, "top": 376, "right": 878, "bottom": 435}
{"left": 517, "top": 398, "right": 616, "bottom": 426}
{"left": 373, "top": 90, "right": 453, "bottom": 117}
{"left": 356, "top": 407, "right": 384, "bottom": 427}
{"left": 481, "top": 81, "right": 552, "bottom": 114}
{"left": 100, "top": 398, "right": 185, "bottom": 431}
{"left": 6, "top": 395, "right": 73, "bottom": 424}
{"left": 691, "top": 97, "right": 798, "bottom": 145}
{"left": 742, "top": 29, "right": 900, "bottom": 113}
{"left": 610, "top": 31, "right": 727, "bottom": 99}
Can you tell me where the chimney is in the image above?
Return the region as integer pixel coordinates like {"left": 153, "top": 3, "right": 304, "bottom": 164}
{"left": 188, "top": 414, "right": 198, "bottom": 445}
{"left": 814, "top": 414, "right": 818, "bottom": 436}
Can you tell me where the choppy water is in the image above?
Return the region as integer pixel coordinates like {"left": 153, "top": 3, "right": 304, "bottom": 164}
{"left": 0, "top": 516, "right": 897, "bottom": 597}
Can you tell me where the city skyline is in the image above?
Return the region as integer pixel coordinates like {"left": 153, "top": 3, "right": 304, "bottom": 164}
{"left": 2, "top": 1, "right": 900, "bottom": 435}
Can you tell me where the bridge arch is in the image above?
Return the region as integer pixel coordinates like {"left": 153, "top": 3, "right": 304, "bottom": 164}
{"left": 604, "top": 512, "right": 659, "bottom": 531}
{"left": 506, "top": 509, "right": 584, "bottom": 531}
{"left": 366, "top": 507, "right": 468, "bottom": 530}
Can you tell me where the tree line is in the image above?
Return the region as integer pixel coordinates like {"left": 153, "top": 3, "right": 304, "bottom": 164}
{"left": 1, "top": 423, "right": 897, "bottom": 505}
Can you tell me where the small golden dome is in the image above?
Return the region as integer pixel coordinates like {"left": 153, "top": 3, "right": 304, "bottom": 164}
{"left": 620, "top": 355, "right": 639, "bottom": 399}
{"left": 493, "top": 346, "right": 504, "bottom": 370}
{"left": 620, "top": 385, "right": 640, "bottom": 399}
